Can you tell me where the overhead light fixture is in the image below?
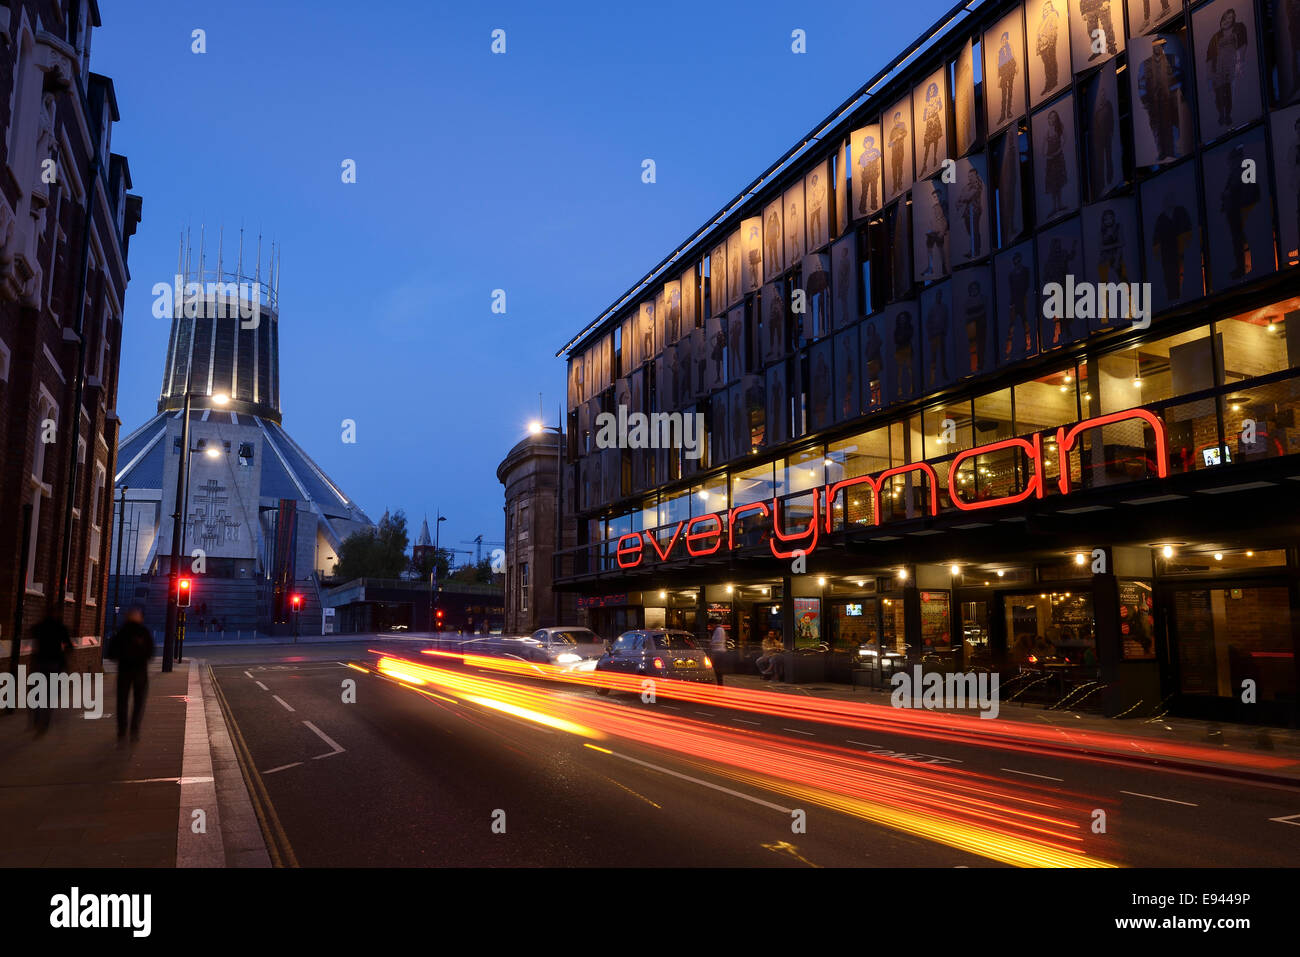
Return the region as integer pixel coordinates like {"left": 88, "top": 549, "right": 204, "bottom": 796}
{"left": 996, "top": 569, "right": 1005, "bottom": 577}
{"left": 855, "top": 580, "right": 865, "bottom": 588}
{"left": 698, "top": 490, "right": 709, "bottom": 500}
{"left": 949, "top": 564, "right": 960, "bottom": 576}
{"left": 1162, "top": 544, "right": 1174, "bottom": 558}
{"left": 1074, "top": 552, "right": 1086, "bottom": 566}
{"left": 824, "top": 458, "right": 834, "bottom": 467}
{"left": 725, "top": 584, "right": 733, "bottom": 594}
{"left": 817, "top": 576, "right": 826, "bottom": 586}
{"left": 897, "top": 568, "right": 908, "bottom": 581}
{"left": 212, "top": 393, "right": 230, "bottom": 405}
{"left": 1214, "top": 553, "right": 1223, "bottom": 561}
{"left": 1246, "top": 550, "right": 1255, "bottom": 557}
{"left": 659, "top": 590, "right": 667, "bottom": 598}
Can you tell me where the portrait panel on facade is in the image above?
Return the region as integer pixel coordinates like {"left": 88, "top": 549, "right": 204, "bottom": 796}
{"left": 726, "top": 304, "right": 746, "bottom": 381}
{"left": 762, "top": 199, "right": 784, "bottom": 281}
{"left": 850, "top": 123, "right": 885, "bottom": 218}
{"left": 912, "top": 178, "right": 952, "bottom": 282}
{"left": 689, "top": 325, "right": 709, "bottom": 398}
{"left": 835, "top": 138, "right": 850, "bottom": 238}
{"left": 782, "top": 182, "right": 805, "bottom": 268}
{"left": 859, "top": 311, "right": 888, "bottom": 412}
{"left": 765, "top": 361, "right": 789, "bottom": 445}
{"left": 885, "top": 301, "right": 923, "bottom": 403}
{"left": 1193, "top": 0, "right": 1262, "bottom": 143}
{"left": 1084, "top": 61, "right": 1124, "bottom": 199}
{"left": 808, "top": 339, "right": 835, "bottom": 433}
{"left": 834, "top": 325, "right": 861, "bottom": 423}
{"left": 662, "top": 279, "right": 682, "bottom": 345}
{"left": 992, "top": 243, "right": 1038, "bottom": 366}
{"left": 1129, "top": 33, "right": 1195, "bottom": 166}
{"left": 953, "top": 40, "right": 980, "bottom": 156}
{"left": 1139, "top": 161, "right": 1203, "bottom": 312}
{"left": 709, "top": 242, "right": 727, "bottom": 315}
{"left": 1070, "top": 0, "right": 1125, "bottom": 67}
{"left": 1028, "top": 0, "right": 1072, "bottom": 107}
{"left": 951, "top": 265, "right": 995, "bottom": 378}
{"left": 680, "top": 265, "right": 698, "bottom": 333}
{"left": 741, "top": 217, "right": 763, "bottom": 296}
{"left": 637, "top": 300, "right": 656, "bottom": 367}
{"left": 1037, "top": 217, "right": 1086, "bottom": 351}
{"left": 1033, "top": 94, "right": 1080, "bottom": 224}
{"left": 1271, "top": 103, "right": 1300, "bottom": 268}
{"left": 950, "top": 153, "right": 989, "bottom": 264}
{"left": 1127, "top": 0, "right": 1181, "bottom": 37}
{"left": 1204, "top": 126, "right": 1276, "bottom": 291}
{"left": 803, "top": 253, "right": 832, "bottom": 340}
{"left": 831, "top": 233, "right": 859, "bottom": 329}
{"left": 993, "top": 129, "right": 1026, "bottom": 244}
{"left": 704, "top": 313, "right": 729, "bottom": 392}
{"left": 913, "top": 67, "right": 949, "bottom": 180}
{"left": 726, "top": 228, "right": 744, "bottom": 308}
{"left": 884, "top": 95, "right": 915, "bottom": 202}
{"left": 761, "top": 280, "right": 787, "bottom": 365}
{"left": 710, "top": 391, "right": 731, "bottom": 465}
{"left": 1082, "top": 195, "right": 1142, "bottom": 333}
{"left": 1276, "top": 0, "right": 1300, "bottom": 105}
{"left": 653, "top": 289, "right": 667, "bottom": 352}
{"left": 804, "top": 160, "right": 831, "bottom": 251}
{"left": 889, "top": 199, "right": 913, "bottom": 299}
{"left": 920, "top": 279, "right": 956, "bottom": 391}
{"left": 985, "top": 8, "right": 1028, "bottom": 134}
{"left": 621, "top": 315, "right": 638, "bottom": 369}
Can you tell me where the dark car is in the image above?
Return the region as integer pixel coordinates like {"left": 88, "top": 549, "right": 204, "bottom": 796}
{"left": 593, "top": 629, "right": 714, "bottom": 693}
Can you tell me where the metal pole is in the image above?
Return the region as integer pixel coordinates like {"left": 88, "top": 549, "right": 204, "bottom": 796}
{"left": 110, "top": 486, "right": 128, "bottom": 636}
{"left": 5, "top": 504, "right": 34, "bottom": 711}
{"left": 162, "top": 390, "right": 192, "bottom": 673}
{"left": 553, "top": 424, "right": 563, "bottom": 627}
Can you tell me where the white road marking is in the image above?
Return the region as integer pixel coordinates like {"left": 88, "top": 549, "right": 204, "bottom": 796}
{"left": 263, "top": 762, "right": 303, "bottom": 774}
{"left": 606, "top": 750, "right": 794, "bottom": 814}
{"left": 693, "top": 710, "right": 713, "bottom": 716}
{"left": 1001, "top": 768, "right": 1065, "bottom": 782}
{"left": 734, "top": 718, "right": 761, "bottom": 725}
{"left": 1120, "top": 790, "right": 1198, "bottom": 807}
{"left": 115, "top": 776, "right": 214, "bottom": 785}
{"left": 1268, "top": 813, "right": 1300, "bottom": 827}
{"left": 303, "top": 720, "right": 344, "bottom": 755}
{"left": 255, "top": 681, "right": 269, "bottom": 691}
{"left": 243, "top": 670, "right": 254, "bottom": 680}
{"left": 272, "top": 695, "right": 295, "bottom": 712}
{"left": 783, "top": 728, "right": 816, "bottom": 736}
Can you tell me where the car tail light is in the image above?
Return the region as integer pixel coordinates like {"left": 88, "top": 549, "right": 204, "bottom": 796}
{"left": 653, "top": 657, "right": 665, "bottom": 670}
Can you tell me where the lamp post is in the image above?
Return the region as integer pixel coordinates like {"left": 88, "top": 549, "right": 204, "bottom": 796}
{"left": 430, "top": 512, "right": 446, "bottom": 633}
{"left": 110, "top": 485, "right": 129, "bottom": 638}
{"left": 528, "top": 417, "right": 564, "bottom": 627}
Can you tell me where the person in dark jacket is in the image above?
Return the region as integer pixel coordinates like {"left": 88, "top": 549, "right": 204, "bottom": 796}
{"left": 106, "top": 605, "right": 154, "bottom": 744}
{"left": 30, "top": 614, "right": 72, "bottom": 735}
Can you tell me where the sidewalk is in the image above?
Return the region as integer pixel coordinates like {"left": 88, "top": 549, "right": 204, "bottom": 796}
{"left": 720, "top": 672, "right": 1300, "bottom": 782}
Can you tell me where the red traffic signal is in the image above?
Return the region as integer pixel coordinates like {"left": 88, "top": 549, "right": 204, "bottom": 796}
{"left": 177, "top": 578, "right": 192, "bottom": 608}
{"left": 290, "top": 593, "right": 302, "bottom": 611}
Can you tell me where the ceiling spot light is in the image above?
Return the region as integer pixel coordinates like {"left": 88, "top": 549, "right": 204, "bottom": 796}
{"left": 1246, "top": 550, "right": 1255, "bottom": 557}
{"left": 1214, "top": 553, "right": 1223, "bottom": 561}
{"left": 949, "top": 564, "right": 960, "bottom": 576}
{"left": 1162, "top": 545, "right": 1174, "bottom": 558}
{"left": 698, "top": 490, "right": 709, "bottom": 501}
{"left": 897, "top": 568, "right": 908, "bottom": 581}
{"left": 817, "top": 576, "right": 826, "bottom": 586}
{"left": 725, "top": 584, "right": 733, "bottom": 594}
{"left": 996, "top": 569, "right": 1005, "bottom": 577}
{"left": 659, "top": 590, "right": 667, "bottom": 598}
{"left": 1074, "top": 552, "right": 1086, "bottom": 565}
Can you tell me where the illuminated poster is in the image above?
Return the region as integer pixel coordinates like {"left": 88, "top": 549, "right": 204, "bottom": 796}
{"left": 741, "top": 216, "right": 763, "bottom": 295}
{"left": 1119, "top": 580, "right": 1156, "bottom": 659}
{"left": 859, "top": 312, "right": 887, "bottom": 412}
{"left": 995, "top": 242, "right": 1039, "bottom": 364}
{"left": 1032, "top": 94, "right": 1079, "bottom": 223}
{"left": 783, "top": 182, "right": 805, "bottom": 266}
{"left": 834, "top": 139, "right": 849, "bottom": 238}
{"left": 884, "top": 94, "right": 914, "bottom": 202}
{"left": 1037, "top": 217, "right": 1086, "bottom": 351}
{"left": 709, "top": 242, "right": 727, "bottom": 315}
{"left": 1203, "top": 127, "right": 1276, "bottom": 291}
{"left": 1128, "top": 0, "right": 1180, "bottom": 37}
{"left": 1084, "top": 61, "right": 1124, "bottom": 198}
{"left": 885, "top": 301, "right": 922, "bottom": 403}
{"left": 985, "top": 9, "right": 1027, "bottom": 134}
{"left": 1129, "top": 34, "right": 1194, "bottom": 166}
{"left": 637, "top": 300, "right": 656, "bottom": 366}
{"left": 801, "top": 253, "right": 830, "bottom": 341}
{"left": 808, "top": 339, "right": 835, "bottom": 432}
{"left": 761, "top": 280, "right": 787, "bottom": 364}
{"left": 1082, "top": 195, "right": 1142, "bottom": 332}
{"left": 763, "top": 199, "right": 784, "bottom": 280}
{"left": 1278, "top": 0, "right": 1300, "bottom": 104}
{"left": 1028, "top": 0, "right": 1071, "bottom": 107}
{"left": 951, "top": 153, "right": 989, "bottom": 264}
{"left": 794, "top": 598, "right": 822, "bottom": 647}
{"left": 952, "top": 265, "right": 995, "bottom": 377}
{"left": 726, "top": 228, "right": 743, "bottom": 307}
{"left": 805, "top": 160, "right": 830, "bottom": 251}
{"left": 834, "top": 325, "right": 860, "bottom": 422}
{"left": 1070, "top": 0, "right": 1124, "bottom": 67}
{"left": 765, "top": 362, "right": 789, "bottom": 444}
{"left": 1140, "top": 162, "right": 1203, "bottom": 312}
{"left": 914, "top": 67, "right": 948, "bottom": 180}
{"left": 850, "top": 123, "right": 884, "bottom": 218}
{"left": 1193, "top": 0, "right": 1262, "bottom": 142}
{"left": 993, "top": 129, "right": 1025, "bottom": 243}
{"left": 711, "top": 391, "right": 731, "bottom": 464}
{"left": 662, "top": 280, "right": 682, "bottom": 345}
{"left": 953, "top": 40, "right": 979, "bottom": 157}
{"left": 831, "top": 233, "right": 859, "bottom": 329}
{"left": 920, "top": 280, "right": 955, "bottom": 390}
{"left": 727, "top": 304, "right": 746, "bottom": 381}
{"left": 705, "top": 313, "right": 728, "bottom": 392}
{"left": 1271, "top": 104, "right": 1300, "bottom": 268}
{"left": 912, "top": 178, "right": 951, "bottom": 281}
{"left": 681, "top": 265, "right": 698, "bottom": 333}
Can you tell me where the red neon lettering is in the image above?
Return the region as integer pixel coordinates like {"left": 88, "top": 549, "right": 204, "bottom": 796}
{"left": 643, "top": 520, "right": 685, "bottom": 561}
{"left": 728, "top": 502, "right": 770, "bottom": 549}
{"left": 948, "top": 435, "right": 1045, "bottom": 511}
{"left": 615, "top": 532, "right": 644, "bottom": 569}
{"left": 769, "top": 489, "right": 821, "bottom": 559}
{"left": 684, "top": 514, "right": 722, "bottom": 556}
{"left": 823, "top": 474, "right": 883, "bottom": 533}
{"left": 1055, "top": 408, "right": 1169, "bottom": 494}
{"left": 877, "top": 463, "right": 940, "bottom": 519}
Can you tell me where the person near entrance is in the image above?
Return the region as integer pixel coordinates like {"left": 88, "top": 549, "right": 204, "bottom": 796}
{"left": 756, "top": 630, "right": 785, "bottom": 681}
{"left": 709, "top": 620, "right": 727, "bottom": 685}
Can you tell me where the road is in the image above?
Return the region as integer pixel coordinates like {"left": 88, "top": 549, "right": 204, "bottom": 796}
{"left": 198, "top": 639, "right": 1300, "bottom": 867}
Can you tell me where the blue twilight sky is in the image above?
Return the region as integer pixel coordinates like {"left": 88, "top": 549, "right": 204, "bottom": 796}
{"left": 96, "top": 0, "right": 954, "bottom": 555}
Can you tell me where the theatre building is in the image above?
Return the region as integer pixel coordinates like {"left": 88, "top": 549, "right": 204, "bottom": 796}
{"left": 553, "top": 0, "right": 1300, "bottom": 725}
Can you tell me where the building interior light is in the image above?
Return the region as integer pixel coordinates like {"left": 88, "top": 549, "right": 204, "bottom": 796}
{"left": 949, "top": 564, "right": 960, "bottom": 576}
{"left": 996, "top": 569, "right": 1005, "bottom": 577}
{"left": 698, "top": 490, "right": 709, "bottom": 501}
{"left": 1246, "top": 550, "right": 1255, "bottom": 557}
{"left": 725, "top": 584, "right": 733, "bottom": 594}
{"left": 1063, "top": 374, "right": 1072, "bottom": 384}
{"left": 855, "top": 580, "right": 865, "bottom": 587}
{"left": 1074, "top": 552, "right": 1086, "bottom": 565}
{"left": 659, "top": 590, "right": 667, "bottom": 598}
{"left": 824, "top": 458, "right": 833, "bottom": 467}
{"left": 897, "top": 568, "right": 908, "bottom": 580}
{"left": 817, "top": 577, "right": 826, "bottom": 586}
{"left": 1162, "top": 545, "right": 1174, "bottom": 558}
{"left": 1214, "top": 553, "right": 1223, "bottom": 561}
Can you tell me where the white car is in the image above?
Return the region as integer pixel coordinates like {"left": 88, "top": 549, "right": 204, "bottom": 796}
{"left": 529, "top": 627, "right": 607, "bottom": 664}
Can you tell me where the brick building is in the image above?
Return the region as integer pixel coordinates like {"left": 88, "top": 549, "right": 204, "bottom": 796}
{"left": 0, "top": 0, "right": 142, "bottom": 666}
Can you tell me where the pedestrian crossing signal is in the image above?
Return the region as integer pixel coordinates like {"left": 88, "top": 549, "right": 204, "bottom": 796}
{"left": 178, "top": 578, "right": 192, "bottom": 607}
{"left": 291, "top": 594, "right": 302, "bottom": 612}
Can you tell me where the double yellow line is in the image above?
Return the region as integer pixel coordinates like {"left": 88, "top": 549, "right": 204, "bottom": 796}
{"left": 207, "top": 664, "right": 299, "bottom": 868}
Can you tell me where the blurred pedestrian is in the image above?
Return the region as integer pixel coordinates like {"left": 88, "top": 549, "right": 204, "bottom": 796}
{"left": 106, "top": 605, "right": 153, "bottom": 745}
{"left": 30, "top": 614, "right": 71, "bottom": 736}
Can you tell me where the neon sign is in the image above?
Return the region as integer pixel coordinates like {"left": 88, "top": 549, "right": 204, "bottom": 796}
{"left": 615, "top": 408, "right": 1169, "bottom": 569}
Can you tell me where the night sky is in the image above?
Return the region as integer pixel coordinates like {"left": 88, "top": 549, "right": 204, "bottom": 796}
{"left": 98, "top": 0, "right": 954, "bottom": 555}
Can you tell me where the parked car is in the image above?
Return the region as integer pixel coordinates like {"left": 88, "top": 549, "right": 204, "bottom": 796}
{"left": 529, "top": 627, "right": 606, "bottom": 662}
{"left": 593, "top": 629, "right": 714, "bottom": 693}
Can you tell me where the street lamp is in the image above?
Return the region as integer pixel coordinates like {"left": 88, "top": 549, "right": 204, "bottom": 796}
{"left": 174, "top": 440, "right": 227, "bottom": 663}
{"left": 529, "top": 416, "right": 564, "bottom": 627}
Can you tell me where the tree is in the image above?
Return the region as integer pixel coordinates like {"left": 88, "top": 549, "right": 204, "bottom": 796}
{"left": 411, "top": 546, "right": 450, "bottom": 582}
{"left": 334, "top": 510, "right": 410, "bottom": 580}
{"left": 448, "top": 558, "right": 494, "bottom": 584}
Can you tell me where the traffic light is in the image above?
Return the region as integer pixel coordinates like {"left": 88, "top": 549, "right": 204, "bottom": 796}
{"left": 435, "top": 608, "right": 444, "bottom": 628}
{"left": 290, "top": 593, "right": 302, "bottom": 613}
{"left": 177, "top": 578, "right": 192, "bottom": 608}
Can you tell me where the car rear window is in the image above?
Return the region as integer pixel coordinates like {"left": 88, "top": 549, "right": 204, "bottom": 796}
{"left": 552, "top": 630, "right": 594, "bottom": 644}
{"left": 653, "top": 633, "right": 700, "bottom": 650}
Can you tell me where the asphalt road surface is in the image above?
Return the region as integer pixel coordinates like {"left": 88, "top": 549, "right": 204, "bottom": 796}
{"left": 200, "top": 639, "right": 1300, "bottom": 867}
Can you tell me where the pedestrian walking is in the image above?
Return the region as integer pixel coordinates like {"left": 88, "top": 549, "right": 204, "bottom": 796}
{"left": 106, "top": 605, "right": 153, "bottom": 745}
{"left": 30, "top": 614, "right": 71, "bottom": 736}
